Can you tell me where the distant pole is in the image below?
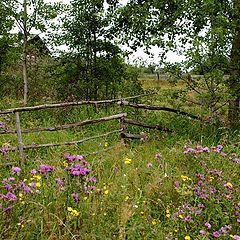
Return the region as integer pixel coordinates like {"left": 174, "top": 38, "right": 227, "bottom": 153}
{"left": 14, "top": 112, "right": 24, "bottom": 165}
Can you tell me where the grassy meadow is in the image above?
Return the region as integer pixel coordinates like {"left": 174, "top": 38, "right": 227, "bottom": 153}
{"left": 0, "top": 77, "right": 240, "bottom": 239}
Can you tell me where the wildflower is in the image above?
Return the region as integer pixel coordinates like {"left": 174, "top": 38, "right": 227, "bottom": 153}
{"left": 124, "top": 158, "right": 132, "bottom": 165}
{"left": 67, "top": 207, "right": 73, "bottom": 212}
{"left": 35, "top": 182, "right": 41, "bottom": 188}
{"left": 104, "top": 189, "right": 109, "bottom": 195}
{"left": 213, "top": 231, "right": 220, "bottom": 238}
{"left": 181, "top": 175, "right": 191, "bottom": 181}
{"left": 71, "top": 193, "right": 79, "bottom": 203}
{"left": 224, "top": 182, "right": 234, "bottom": 190}
{"left": 200, "top": 230, "right": 206, "bottom": 235}
{"left": 33, "top": 175, "right": 41, "bottom": 180}
{"left": 17, "top": 222, "right": 24, "bottom": 228}
{"left": 166, "top": 214, "right": 171, "bottom": 218}
{"left": 184, "top": 236, "right": 191, "bottom": 240}
{"left": 6, "top": 192, "right": 17, "bottom": 201}
{"left": 230, "top": 235, "right": 240, "bottom": 240}
{"left": 1, "top": 146, "right": 9, "bottom": 155}
{"left": 55, "top": 178, "right": 64, "bottom": 190}
{"left": 155, "top": 153, "right": 162, "bottom": 159}
{"left": 39, "top": 164, "right": 54, "bottom": 174}
{"left": 152, "top": 219, "right": 157, "bottom": 225}
{"left": 104, "top": 142, "right": 109, "bottom": 147}
{"left": 0, "top": 121, "right": 4, "bottom": 128}
{"left": 30, "top": 169, "right": 37, "bottom": 175}
{"left": 204, "top": 222, "right": 211, "bottom": 229}
{"left": 11, "top": 166, "right": 21, "bottom": 175}
{"left": 147, "top": 162, "right": 153, "bottom": 168}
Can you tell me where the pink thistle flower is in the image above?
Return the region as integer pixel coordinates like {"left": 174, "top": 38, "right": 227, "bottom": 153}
{"left": 11, "top": 166, "right": 21, "bottom": 175}
{"left": 39, "top": 164, "right": 54, "bottom": 174}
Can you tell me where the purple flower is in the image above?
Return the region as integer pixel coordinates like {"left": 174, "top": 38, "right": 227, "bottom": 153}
{"left": 3, "top": 206, "right": 12, "bottom": 214}
{"left": 232, "top": 235, "right": 240, "bottom": 240}
{"left": 147, "top": 163, "right": 153, "bottom": 168}
{"left": 213, "top": 231, "right": 220, "bottom": 238}
{"left": 55, "top": 178, "right": 64, "bottom": 191}
{"left": 6, "top": 192, "right": 17, "bottom": 201}
{"left": 204, "top": 222, "right": 211, "bottom": 229}
{"left": 174, "top": 181, "right": 180, "bottom": 188}
{"left": 8, "top": 177, "right": 15, "bottom": 182}
{"left": 11, "top": 166, "right": 21, "bottom": 175}
{"left": 1, "top": 147, "right": 8, "bottom": 155}
{"left": 184, "top": 215, "right": 192, "bottom": 222}
{"left": 155, "top": 153, "right": 162, "bottom": 159}
{"left": 198, "top": 203, "right": 204, "bottom": 208}
{"left": 203, "top": 147, "right": 210, "bottom": 153}
{"left": 71, "top": 193, "right": 79, "bottom": 203}
{"left": 199, "top": 230, "right": 206, "bottom": 235}
{"left": 30, "top": 169, "right": 37, "bottom": 175}
{"left": 39, "top": 164, "right": 54, "bottom": 174}
{"left": 0, "top": 121, "right": 4, "bottom": 128}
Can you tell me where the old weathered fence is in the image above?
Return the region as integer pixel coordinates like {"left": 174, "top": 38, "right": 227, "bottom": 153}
{"left": 0, "top": 93, "right": 203, "bottom": 165}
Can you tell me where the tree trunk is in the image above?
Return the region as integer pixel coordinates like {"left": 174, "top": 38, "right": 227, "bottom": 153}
{"left": 228, "top": 0, "right": 240, "bottom": 125}
{"left": 23, "top": 33, "right": 28, "bottom": 106}
{"left": 23, "top": 0, "right": 28, "bottom": 106}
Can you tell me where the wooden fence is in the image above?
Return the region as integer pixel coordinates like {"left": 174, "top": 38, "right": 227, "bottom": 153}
{"left": 0, "top": 93, "right": 202, "bottom": 165}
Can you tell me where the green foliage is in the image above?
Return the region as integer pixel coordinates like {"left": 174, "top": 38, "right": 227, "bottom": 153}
{"left": 116, "top": 0, "right": 240, "bottom": 124}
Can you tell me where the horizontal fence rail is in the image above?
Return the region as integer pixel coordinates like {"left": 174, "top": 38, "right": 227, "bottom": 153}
{"left": 0, "top": 94, "right": 152, "bottom": 115}
{"left": 10, "top": 129, "right": 123, "bottom": 151}
{"left": 0, "top": 113, "right": 126, "bottom": 134}
{"left": 122, "top": 101, "right": 203, "bottom": 121}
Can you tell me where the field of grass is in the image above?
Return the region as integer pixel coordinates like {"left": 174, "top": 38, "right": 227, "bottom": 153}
{"left": 0, "top": 81, "right": 239, "bottom": 239}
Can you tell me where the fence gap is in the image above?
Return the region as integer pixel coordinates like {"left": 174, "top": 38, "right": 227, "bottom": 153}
{"left": 14, "top": 112, "right": 24, "bottom": 165}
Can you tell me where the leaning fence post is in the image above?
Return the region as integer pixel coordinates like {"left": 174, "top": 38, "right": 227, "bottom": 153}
{"left": 14, "top": 111, "right": 24, "bottom": 165}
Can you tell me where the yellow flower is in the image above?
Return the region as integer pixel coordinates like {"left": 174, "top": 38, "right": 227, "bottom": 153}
{"left": 33, "top": 175, "right": 41, "bottom": 180}
{"left": 166, "top": 214, "right": 171, "bottom": 218}
{"left": 104, "top": 142, "right": 109, "bottom": 147}
{"left": 21, "top": 201, "right": 25, "bottom": 205}
{"left": 63, "top": 161, "right": 68, "bottom": 167}
{"left": 19, "top": 193, "right": 23, "bottom": 198}
{"left": 226, "top": 182, "right": 233, "bottom": 188}
{"left": 208, "top": 176, "right": 214, "bottom": 182}
{"left": 166, "top": 209, "right": 170, "bottom": 214}
{"left": 125, "top": 196, "right": 129, "bottom": 201}
{"left": 71, "top": 209, "right": 79, "bottom": 217}
{"left": 179, "top": 214, "right": 183, "bottom": 219}
{"left": 17, "top": 223, "right": 24, "bottom": 228}
{"left": 83, "top": 196, "right": 88, "bottom": 200}
{"left": 152, "top": 219, "right": 157, "bottom": 225}
{"left": 67, "top": 207, "right": 73, "bottom": 212}
{"left": 181, "top": 175, "right": 191, "bottom": 181}
{"left": 185, "top": 236, "right": 191, "bottom": 240}
{"left": 124, "top": 158, "right": 132, "bottom": 165}
{"left": 35, "top": 182, "right": 41, "bottom": 188}
{"left": 104, "top": 189, "right": 109, "bottom": 195}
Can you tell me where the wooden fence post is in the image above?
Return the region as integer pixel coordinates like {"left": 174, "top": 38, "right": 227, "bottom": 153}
{"left": 14, "top": 112, "right": 24, "bottom": 165}
{"left": 118, "top": 96, "right": 126, "bottom": 143}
